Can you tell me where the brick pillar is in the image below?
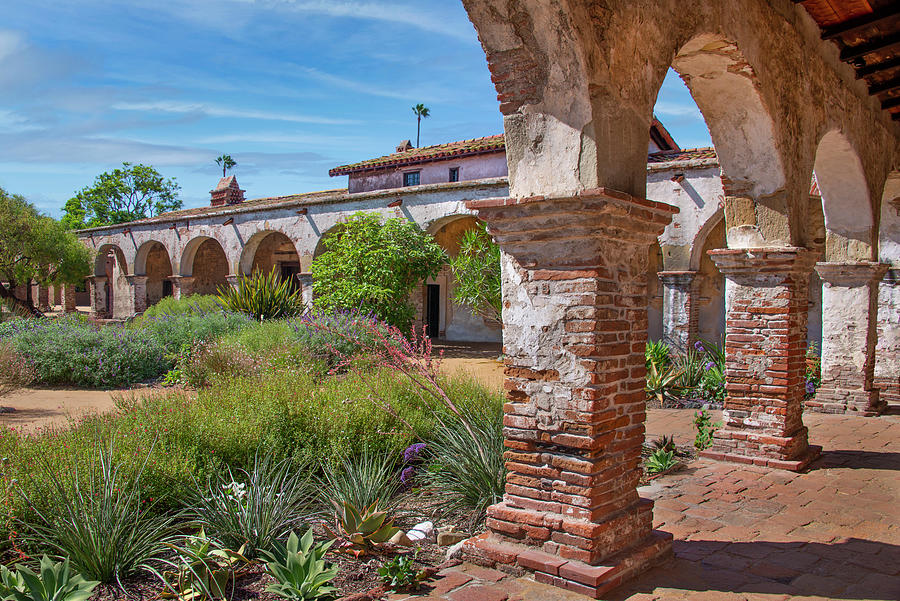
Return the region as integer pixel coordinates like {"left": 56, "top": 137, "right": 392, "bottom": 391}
{"left": 657, "top": 271, "right": 699, "bottom": 350}
{"left": 225, "top": 274, "right": 241, "bottom": 288}
{"left": 61, "top": 285, "right": 77, "bottom": 313}
{"left": 298, "top": 273, "right": 313, "bottom": 308}
{"left": 809, "top": 262, "right": 889, "bottom": 415}
{"left": 874, "top": 268, "right": 900, "bottom": 406}
{"left": 703, "top": 248, "right": 820, "bottom": 471}
{"left": 168, "top": 276, "right": 194, "bottom": 300}
{"left": 460, "top": 189, "right": 676, "bottom": 598}
{"left": 89, "top": 276, "right": 109, "bottom": 318}
{"left": 125, "top": 275, "right": 149, "bottom": 316}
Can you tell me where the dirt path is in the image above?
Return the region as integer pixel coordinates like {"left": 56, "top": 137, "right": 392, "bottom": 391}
{"left": 0, "top": 387, "right": 155, "bottom": 432}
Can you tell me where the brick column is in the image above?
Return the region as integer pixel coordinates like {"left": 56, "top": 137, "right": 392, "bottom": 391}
{"left": 703, "top": 248, "right": 820, "bottom": 471}
{"left": 61, "top": 285, "right": 77, "bottom": 313}
{"left": 168, "top": 276, "right": 194, "bottom": 300}
{"left": 225, "top": 274, "right": 241, "bottom": 288}
{"left": 461, "top": 189, "right": 676, "bottom": 598}
{"left": 125, "top": 275, "right": 149, "bottom": 316}
{"left": 36, "top": 286, "right": 50, "bottom": 312}
{"left": 874, "top": 268, "right": 900, "bottom": 406}
{"left": 808, "top": 262, "right": 889, "bottom": 415}
{"left": 657, "top": 271, "right": 699, "bottom": 350}
{"left": 89, "top": 276, "right": 109, "bottom": 318}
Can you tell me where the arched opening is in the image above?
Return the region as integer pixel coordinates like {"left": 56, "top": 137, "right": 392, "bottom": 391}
{"left": 875, "top": 173, "right": 900, "bottom": 408}
{"left": 694, "top": 215, "right": 726, "bottom": 345}
{"left": 181, "top": 237, "right": 229, "bottom": 296}
{"left": 812, "top": 130, "right": 875, "bottom": 262}
{"left": 647, "top": 242, "right": 664, "bottom": 343}
{"left": 239, "top": 231, "right": 302, "bottom": 290}
{"left": 93, "top": 244, "right": 128, "bottom": 318}
{"left": 424, "top": 215, "right": 502, "bottom": 343}
{"left": 135, "top": 241, "right": 174, "bottom": 308}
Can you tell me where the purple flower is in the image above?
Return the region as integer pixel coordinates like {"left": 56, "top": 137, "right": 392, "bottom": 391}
{"left": 805, "top": 381, "right": 816, "bottom": 395}
{"left": 403, "top": 442, "right": 427, "bottom": 463}
{"left": 694, "top": 341, "right": 705, "bottom": 353}
{"left": 704, "top": 361, "right": 715, "bottom": 371}
{"left": 400, "top": 466, "right": 416, "bottom": 485}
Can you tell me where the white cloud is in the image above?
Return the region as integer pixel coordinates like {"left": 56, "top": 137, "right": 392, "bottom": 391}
{"left": 653, "top": 101, "right": 704, "bottom": 119}
{"left": 111, "top": 101, "right": 358, "bottom": 125}
{"left": 0, "top": 30, "right": 25, "bottom": 62}
{"left": 0, "top": 109, "right": 42, "bottom": 132}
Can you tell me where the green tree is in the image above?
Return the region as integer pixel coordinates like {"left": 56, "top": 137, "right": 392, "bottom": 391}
{"left": 62, "top": 162, "right": 181, "bottom": 230}
{"left": 411, "top": 104, "right": 430, "bottom": 148}
{"left": 215, "top": 154, "right": 237, "bottom": 177}
{"left": 311, "top": 212, "right": 447, "bottom": 329}
{"left": 0, "top": 187, "right": 91, "bottom": 316}
{"left": 449, "top": 223, "right": 502, "bottom": 325}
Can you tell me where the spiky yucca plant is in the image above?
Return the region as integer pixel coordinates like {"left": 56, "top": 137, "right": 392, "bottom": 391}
{"left": 217, "top": 268, "right": 305, "bottom": 321}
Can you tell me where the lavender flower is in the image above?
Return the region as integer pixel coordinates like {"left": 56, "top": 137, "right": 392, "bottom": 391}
{"left": 805, "top": 381, "right": 816, "bottom": 395}
{"left": 403, "top": 442, "right": 427, "bottom": 463}
{"left": 694, "top": 341, "right": 705, "bottom": 353}
{"left": 705, "top": 361, "right": 715, "bottom": 371}
{"left": 400, "top": 466, "right": 416, "bottom": 485}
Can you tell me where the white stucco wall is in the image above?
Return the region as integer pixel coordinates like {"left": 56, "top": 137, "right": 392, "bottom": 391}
{"left": 348, "top": 153, "right": 509, "bottom": 193}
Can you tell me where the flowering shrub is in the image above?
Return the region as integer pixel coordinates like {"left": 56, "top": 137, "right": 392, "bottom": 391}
{"left": 805, "top": 343, "right": 821, "bottom": 401}
{"left": 0, "top": 342, "right": 35, "bottom": 398}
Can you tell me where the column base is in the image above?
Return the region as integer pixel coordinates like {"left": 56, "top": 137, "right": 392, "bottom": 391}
{"left": 805, "top": 387, "right": 885, "bottom": 416}
{"left": 874, "top": 377, "right": 900, "bottom": 407}
{"left": 462, "top": 530, "right": 673, "bottom": 599}
{"left": 701, "top": 443, "right": 821, "bottom": 472}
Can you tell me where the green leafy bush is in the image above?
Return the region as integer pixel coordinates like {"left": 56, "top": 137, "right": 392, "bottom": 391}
{"left": 0, "top": 556, "right": 99, "bottom": 601}
{"left": 217, "top": 268, "right": 305, "bottom": 321}
{"left": 378, "top": 554, "right": 423, "bottom": 591}
{"left": 449, "top": 223, "right": 501, "bottom": 325}
{"left": 0, "top": 342, "right": 35, "bottom": 398}
{"left": 141, "top": 295, "right": 223, "bottom": 319}
{"left": 693, "top": 409, "right": 722, "bottom": 451}
{"left": 311, "top": 212, "right": 446, "bottom": 329}
{"left": 185, "top": 456, "right": 314, "bottom": 559}
{"left": 16, "top": 441, "right": 176, "bottom": 584}
{"left": 260, "top": 529, "right": 338, "bottom": 601}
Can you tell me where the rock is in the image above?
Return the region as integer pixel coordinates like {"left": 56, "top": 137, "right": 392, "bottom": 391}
{"left": 407, "top": 520, "right": 434, "bottom": 541}
{"left": 437, "top": 531, "right": 468, "bottom": 546}
{"left": 445, "top": 540, "right": 465, "bottom": 560}
{"left": 389, "top": 531, "right": 413, "bottom": 547}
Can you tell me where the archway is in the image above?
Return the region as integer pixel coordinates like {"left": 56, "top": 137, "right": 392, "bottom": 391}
{"left": 135, "top": 241, "right": 174, "bottom": 308}
{"left": 425, "top": 215, "right": 501, "bottom": 343}
{"left": 647, "top": 242, "right": 664, "bottom": 343}
{"left": 93, "top": 244, "right": 128, "bottom": 318}
{"left": 239, "top": 231, "right": 302, "bottom": 290}
{"left": 181, "top": 237, "right": 229, "bottom": 296}
{"left": 875, "top": 173, "right": 900, "bottom": 408}
{"left": 694, "top": 215, "right": 726, "bottom": 345}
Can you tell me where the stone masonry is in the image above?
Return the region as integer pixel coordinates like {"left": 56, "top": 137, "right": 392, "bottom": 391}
{"left": 810, "top": 262, "right": 888, "bottom": 415}
{"left": 702, "top": 248, "right": 821, "bottom": 471}
{"left": 657, "top": 271, "right": 699, "bottom": 350}
{"left": 460, "top": 189, "right": 676, "bottom": 598}
{"left": 874, "top": 268, "right": 900, "bottom": 406}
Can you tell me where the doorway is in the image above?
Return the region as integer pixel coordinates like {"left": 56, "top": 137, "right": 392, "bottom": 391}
{"left": 426, "top": 284, "right": 440, "bottom": 338}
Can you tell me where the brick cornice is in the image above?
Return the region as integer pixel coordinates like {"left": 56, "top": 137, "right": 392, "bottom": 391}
{"left": 708, "top": 247, "right": 819, "bottom": 276}
{"left": 814, "top": 261, "right": 889, "bottom": 286}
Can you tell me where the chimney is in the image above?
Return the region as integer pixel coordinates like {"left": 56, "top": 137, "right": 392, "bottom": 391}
{"left": 210, "top": 175, "right": 245, "bottom": 207}
{"left": 396, "top": 140, "right": 413, "bottom": 153}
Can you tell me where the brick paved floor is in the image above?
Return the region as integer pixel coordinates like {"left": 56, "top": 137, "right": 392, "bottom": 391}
{"left": 393, "top": 409, "right": 899, "bottom": 601}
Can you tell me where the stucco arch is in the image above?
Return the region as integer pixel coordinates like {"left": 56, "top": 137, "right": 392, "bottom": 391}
{"left": 813, "top": 130, "right": 875, "bottom": 262}
{"left": 312, "top": 224, "right": 346, "bottom": 261}
{"left": 134, "top": 240, "right": 174, "bottom": 276}
{"left": 239, "top": 230, "right": 302, "bottom": 276}
{"left": 94, "top": 244, "right": 128, "bottom": 277}
{"left": 179, "top": 236, "right": 229, "bottom": 296}
{"left": 689, "top": 208, "right": 725, "bottom": 272}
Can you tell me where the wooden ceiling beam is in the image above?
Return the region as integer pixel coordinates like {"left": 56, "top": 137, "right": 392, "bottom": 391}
{"left": 841, "top": 32, "right": 900, "bottom": 61}
{"left": 882, "top": 96, "right": 900, "bottom": 110}
{"left": 856, "top": 55, "right": 900, "bottom": 78}
{"left": 822, "top": 6, "right": 900, "bottom": 41}
{"left": 869, "top": 75, "right": 900, "bottom": 95}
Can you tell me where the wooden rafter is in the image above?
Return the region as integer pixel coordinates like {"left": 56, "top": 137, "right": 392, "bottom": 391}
{"left": 822, "top": 5, "right": 900, "bottom": 40}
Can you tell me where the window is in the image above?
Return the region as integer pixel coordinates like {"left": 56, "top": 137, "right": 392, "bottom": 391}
{"left": 403, "top": 171, "right": 420, "bottom": 187}
{"left": 449, "top": 167, "right": 460, "bottom": 182}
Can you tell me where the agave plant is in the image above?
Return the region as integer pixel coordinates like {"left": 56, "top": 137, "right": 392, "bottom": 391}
{"left": 259, "top": 529, "right": 338, "bottom": 600}
{"left": 645, "top": 359, "right": 683, "bottom": 407}
{"left": 646, "top": 449, "right": 678, "bottom": 475}
{"left": 325, "top": 501, "right": 399, "bottom": 554}
{"left": 650, "top": 434, "right": 676, "bottom": 453}
{"left": 0, "top": 557, "right": 99, "bottom": 601}
{"left": 217, "top": 267, "right": 305, "bottom": 321}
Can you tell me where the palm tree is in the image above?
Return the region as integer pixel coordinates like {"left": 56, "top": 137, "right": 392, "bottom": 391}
{"left": 215, "top": 155, "right": 237, "bottom": 177}
{"left": 411, "top": 104, "right": 430, "bottom": 147}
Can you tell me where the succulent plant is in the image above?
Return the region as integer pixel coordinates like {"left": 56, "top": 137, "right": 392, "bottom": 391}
{"left": 325, "top": 501, "right": 399, "bottom": 554}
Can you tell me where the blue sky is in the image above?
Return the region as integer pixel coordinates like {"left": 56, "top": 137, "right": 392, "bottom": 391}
{"left": 0, "top": 0, "right": 710, "bottom": 218}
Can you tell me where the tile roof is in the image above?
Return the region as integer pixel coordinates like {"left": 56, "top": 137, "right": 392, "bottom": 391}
{"left": 329, "top": 134, "right": 506, "bottom": 176}
{"left": 647, "top": 148, "right": 718, "bottom": 163}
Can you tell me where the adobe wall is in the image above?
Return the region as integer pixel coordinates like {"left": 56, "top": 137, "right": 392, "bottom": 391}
{"left": 349, "top": 153, "right": 509, "bottom": 193}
